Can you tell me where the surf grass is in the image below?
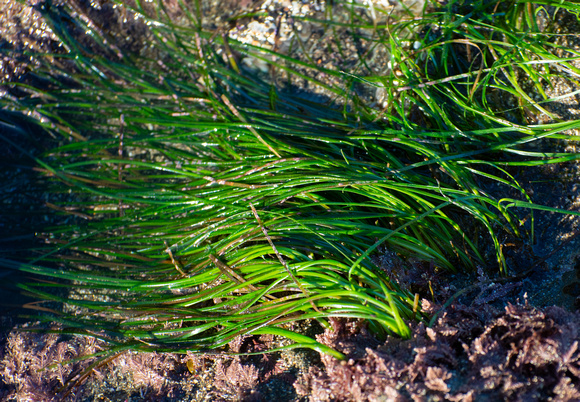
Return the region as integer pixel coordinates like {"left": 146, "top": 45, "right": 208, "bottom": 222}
{"left": 1, "top": 0, "right": 580, "bottom": 358}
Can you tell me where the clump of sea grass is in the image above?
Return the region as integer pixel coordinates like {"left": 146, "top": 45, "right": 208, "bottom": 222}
{"left": 1, "top": 0, "right": 579, "bottom": 360}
